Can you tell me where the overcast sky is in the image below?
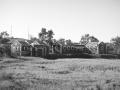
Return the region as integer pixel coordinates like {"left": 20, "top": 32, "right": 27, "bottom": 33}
{"left": 0, "top": 0, "right": 120, "bottom": 42}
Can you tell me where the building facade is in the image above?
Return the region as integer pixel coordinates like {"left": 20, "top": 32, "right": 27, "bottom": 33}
{"left": 8, "top": 39, "right": 31, "bottom": 57}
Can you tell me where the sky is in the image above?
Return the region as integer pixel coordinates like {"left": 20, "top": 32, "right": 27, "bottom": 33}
{"left": 0, "top": 0, "right": 120, "bottom": 42}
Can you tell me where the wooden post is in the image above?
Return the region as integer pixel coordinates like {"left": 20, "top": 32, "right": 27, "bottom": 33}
{"left": 97, "top": 44, "right": 99, "bottom": 54}
{"left": 42, "top": 48, "right": 44, "bottom": 57}
{"left": 60, "top": 45, "right": 62, "bottom": 54}
{"left": 52, "top": 45, "right": 54, "bottom": 54}
{"left": 45, "top": 47, "right": 46, "bottom": 56}
{"left": 19, "top": 45, "right": 21, "bottom": 57}
{"left": 30, "top": 47, "right": 32, "bottom": 56}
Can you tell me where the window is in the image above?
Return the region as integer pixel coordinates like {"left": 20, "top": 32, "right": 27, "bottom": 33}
{"left": 22, "top": 46, "right": 24, "bottom": 51}
{"left": 68, "top": 46, "right": 70, "bottom": 49}
{"left": 64, "top": 47, "right": 66, "bottom": 50}
{"left": 71, "top": 47, "right": 74, "bottom": 50}
{"left": 16, "top": 47, "right": 19, "bottom": 51}
{"left": 22, "top": 46, "right": 27, "bottom": 51}
{"left": 24, "top": 47, "right": 26, "bottom": 50}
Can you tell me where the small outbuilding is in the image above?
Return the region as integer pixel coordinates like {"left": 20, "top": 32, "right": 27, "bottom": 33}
{"left": 29, "top": 40, "right": 49, "bottom": 57}
{"left": 7, "top": 38, "right": 31, "bottom": 57}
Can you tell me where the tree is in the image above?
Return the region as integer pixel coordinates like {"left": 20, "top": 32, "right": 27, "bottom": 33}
{"left": 111, "top": 36, "right": 120, "bottom": 46}
{"left": 30, "top": 36, "right": 37, "bottom": 41}
{"left": 66, "top": 39, "right": 72, "bottom": 45}
{"left": 0, "top": 31, "right": 10, "bottom": 44}
{"left": 46, "top": 30, "right": 55, "bottom": 50}
{"left": 38, "top": 28, "right": 55, "bottom": 52}
{"left": 0, "top": 31, "right": 10, "bottom": 56}
{"left": 47, "top": 30, "right": 54, "bottom": 40}
{"left": 38, "top": 28, "right": 55, "bottom": 42}
{"left": 111, "top": 36, "right": 120, "bottom": 54}
{"left": 90, "top": 36, "right": 99, "bottom": 42}
{"left": 80, "top": 34, "right": 90, "bottom": 44}
{"left": 38, "top": 28, "right": 47, "bottom": 41}
{"left": 0, "top": 38, "right": 10, "bottom": 44}
{"left": 0, "top": 31, "right": 9, "bottom": 38}
{"left": 58, "top": 38, "right": 65, "bottom": 45}
{"left": 80, "top": 34, "right": 99, "bottom": 45}
{"left": 41, "top": 28, "right": 47, "bottom": 35}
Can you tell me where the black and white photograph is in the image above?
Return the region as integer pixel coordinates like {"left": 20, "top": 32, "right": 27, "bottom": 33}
{"left": 0, "top": 0, "right": 120, "bottom": 90}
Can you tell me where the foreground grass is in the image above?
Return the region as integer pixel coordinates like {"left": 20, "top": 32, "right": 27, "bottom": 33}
{"left": 0, "top": 57, "right": 120, "bottom": 90}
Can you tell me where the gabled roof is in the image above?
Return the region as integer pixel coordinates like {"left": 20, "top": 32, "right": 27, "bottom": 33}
{"left": 6, "top": 39, "right": 16, "bottom": 44}
{"left": 30, "top": 40, "right": 49, "bottom": 47}
{"left": 26, "top": 40, "right": 33, "bottom": 44}
{"left": 36, "top": 40, "right": 44, "bottom": 44}
{"left": 52, "top": 40, "right": 62, "bottom": 46}
{"left": 11, "top": 38, "right": 27, "bottom": 41}
{"left": 7, "top": 38, "right": 30, "bottom": 46}
{"left": 80, "top": 41, "right": 89, "bottom": 45}
{"left": 18, "top": 40, "right": 30, "bottom": 46}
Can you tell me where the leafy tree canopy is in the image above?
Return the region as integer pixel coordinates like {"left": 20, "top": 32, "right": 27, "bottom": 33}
{"left": 38, "top": 28, "right": 54, "bottom": 41}
{"left": 0, "top": 31, "right": 10, "bottom": 44}
{"left": 111, "top": 36, "right": 120, "bottom": 47}
{"left": 0, "top": 31, "right": 9, "bottom": 39}
{"left": 80, "top": 34, "right": 99, "bottom": 45}
{"left": 58, "top": 38, "right": 65, "bottom": 45}
{"left": 30, "top": 36, "right": 38, "bottom": 41}
{"left": 66, "top": 39, "right": 73, "bottom": 45}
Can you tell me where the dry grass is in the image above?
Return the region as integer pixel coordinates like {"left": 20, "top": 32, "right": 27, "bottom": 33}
{"left": 0, "top": 57, "right": 120, "bottom": 90}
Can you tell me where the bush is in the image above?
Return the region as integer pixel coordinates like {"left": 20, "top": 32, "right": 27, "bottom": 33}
{"left": 45, "top": 53, "right": 94, "bottom": 59}
{"left": 117, "top": 54, "right": 120, "bottom": 59}
{"left": 100, "top": 54, "right": 117, "bottom": 59}
{"left": 45, "top": 54, "right": 59, "bottom": 59}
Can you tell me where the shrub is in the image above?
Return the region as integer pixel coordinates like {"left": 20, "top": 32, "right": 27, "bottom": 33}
{"left": 100, "top": 54, "right": 117, "bottom": 59}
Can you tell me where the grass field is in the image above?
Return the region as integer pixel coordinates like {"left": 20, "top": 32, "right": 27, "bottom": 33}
{"left": 0, "top": 57, "right": 120, "bottom": 90}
